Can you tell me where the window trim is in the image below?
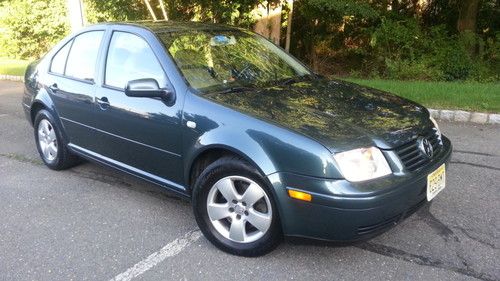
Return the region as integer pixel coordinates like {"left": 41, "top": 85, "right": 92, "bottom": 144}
{"left": 49, "top": 39, "right": 74, "bottom": 76}
{"left": 102, "top": 30, "right": 169, "bottom": 92}
{"left": 48, "top": 30, "right": 106, "bottom": 85}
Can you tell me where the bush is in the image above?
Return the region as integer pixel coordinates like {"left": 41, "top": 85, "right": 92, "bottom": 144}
{"left": 384, "top": 59, "right": 441, "bottom": 80}
{"left": 438, "top": 45, "right": 474, "bottom": 81}
{"left": 367, "top": 19, "right": 498, "bottom": 81}
{"left": 0, "top": 0, "right": 69, "bottom": 60}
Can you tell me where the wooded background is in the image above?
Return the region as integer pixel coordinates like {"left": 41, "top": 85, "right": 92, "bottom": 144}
{"left": 0, "top": 0, "right": 498, "bottom": 81}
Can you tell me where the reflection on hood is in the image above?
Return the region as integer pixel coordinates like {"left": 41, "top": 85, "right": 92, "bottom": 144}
{"left": 204, "top": 79, "right": 430, "bottom": 151}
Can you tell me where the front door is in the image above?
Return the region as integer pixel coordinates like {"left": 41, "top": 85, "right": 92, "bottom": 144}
{"left": 91, "top": 31, "right": 184, "bottom": 187}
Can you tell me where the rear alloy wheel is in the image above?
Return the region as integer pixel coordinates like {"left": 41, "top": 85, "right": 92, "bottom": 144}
{"left": 34, "top": 109, "right": 80, "bottom": 170}
{"left": 37, "top": 119, "right": 58, "bottom": 162}
{"left": 193, "top": 156, "right": 282, "bottom": 256}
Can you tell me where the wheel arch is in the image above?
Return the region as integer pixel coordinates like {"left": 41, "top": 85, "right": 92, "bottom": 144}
{"left": 187, "top": 144, "right": 286, "bottom": 248}
{"left": 186, "top": 144, "right": 273, "bottom": 195}
{"left": 30, "top": 91, "right": 69, "bottom": 144}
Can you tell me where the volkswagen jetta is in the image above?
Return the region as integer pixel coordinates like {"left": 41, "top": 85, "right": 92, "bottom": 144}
{"left": 22, "top": 21, "right": 452, "bottom": 256}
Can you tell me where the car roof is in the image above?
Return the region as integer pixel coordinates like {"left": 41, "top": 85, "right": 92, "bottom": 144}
{"left": 90, "top": 20, "right": 242, "bottom": 34}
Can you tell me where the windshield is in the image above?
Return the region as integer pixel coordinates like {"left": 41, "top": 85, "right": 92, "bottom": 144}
{"left": 158, "top": 29, "right": 311, "bottom": 93}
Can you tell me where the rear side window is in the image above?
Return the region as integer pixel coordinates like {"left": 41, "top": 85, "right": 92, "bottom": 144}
{"left": 65, "top": 31, "right": 104, "bottom": 82}
{"left": 105, "top": 31, "right": 166, "bottom": 89}
{"left": 50, "top": 41, "right": 72, "bottom": 74}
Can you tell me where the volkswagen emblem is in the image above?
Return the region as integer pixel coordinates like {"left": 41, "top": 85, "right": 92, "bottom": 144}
{"left": 417, "top": 137, "right": 433, "bottom": 158}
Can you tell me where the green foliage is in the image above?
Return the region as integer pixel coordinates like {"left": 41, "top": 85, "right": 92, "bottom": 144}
{"left": 165, "top": 0, "right": 259, "bottom": 26}
{"left": 352, "top": 17, "right": 498, "bottom": 81}
{"left": 0, "top": 0, "right": 69, "bottom": 59}
{"left": 84, "top": 0, "right": 148, "bottom": 23}
{"left": 0, "top": 0, "right": 497, "bottom": 81}
{"left": 291, "top": 0, "right": 499, "bottom": 82}
{"left": 301, "top": 0, "right": 378, "bottom": 23}
{"left": 344, "top": 78, "right": 500, "bottom": 113}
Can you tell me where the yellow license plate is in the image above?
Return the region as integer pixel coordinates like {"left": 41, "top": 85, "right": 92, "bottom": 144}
{"left": 427, "top": 164, "right": 446, "bottom": 201}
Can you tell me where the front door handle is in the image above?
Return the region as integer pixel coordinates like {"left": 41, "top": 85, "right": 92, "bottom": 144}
{"left": 49, "top": 83, "right": 58, "bottom": 91}
{"left": 96, "top": 96, "right": 110, "bottom": 110}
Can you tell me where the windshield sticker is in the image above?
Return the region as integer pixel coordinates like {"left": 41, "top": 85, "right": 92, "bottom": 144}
{"left": 210, "top": 35, "right": 236, "bottom": 46}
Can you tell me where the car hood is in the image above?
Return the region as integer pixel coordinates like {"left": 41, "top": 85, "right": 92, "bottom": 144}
{"left": 204, "top": 78, "right": 430, "bottom": 152}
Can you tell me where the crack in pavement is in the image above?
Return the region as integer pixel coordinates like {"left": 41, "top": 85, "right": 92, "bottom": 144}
{"left": 417, "top": 205, "right": 458, "bottom": 243}
{"left": 417, "top": 206, "right": 490, "bottom": 278}
{"left": 356, "top": 242, "right": 496, "bottom": 281}
{"left": 453, "top": 149, "right": 499, "bottom": 157}
{"left": 450, "top": 161, "right": 500, "bottom": 171}
{"left": 357, "top": 205, "right": 498, "bottom": 281}
{"left": 453, "top": 226, "right": 499, "bottom": 250}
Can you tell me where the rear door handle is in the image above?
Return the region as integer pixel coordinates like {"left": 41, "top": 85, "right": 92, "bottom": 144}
{"left": 96, "top": 96, "right": 110, "bottom": 110}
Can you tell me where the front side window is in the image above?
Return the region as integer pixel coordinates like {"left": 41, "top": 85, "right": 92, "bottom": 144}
{"left": 65, "top": 31, "right": 104, "bottom": 81}
{"left": 50, "top": 41, "right": 72, "bottom": 75}
{"left": 105, "top": 32, "right": 166, "bottom": 89}
{"left": 158, "top": 30, "right": 311, "bottom": 92}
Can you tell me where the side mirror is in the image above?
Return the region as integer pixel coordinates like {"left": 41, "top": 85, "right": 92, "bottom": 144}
{"left": 125, "top": 78, "right": 173, "bottom": 101}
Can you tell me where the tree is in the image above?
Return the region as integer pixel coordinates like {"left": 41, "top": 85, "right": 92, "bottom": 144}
{"left": 0, "top": 0, "right": 69, "bottom": 59}
{"left": 84, "top": 0, "right": 149, "bottom": 23}
{"left": 457, "top": 0, "right": 480, "bottom": 33}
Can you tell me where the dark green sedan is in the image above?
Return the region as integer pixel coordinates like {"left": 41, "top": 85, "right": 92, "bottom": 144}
{"left": 22, "top": 21, "right": 452, "bottom": 256}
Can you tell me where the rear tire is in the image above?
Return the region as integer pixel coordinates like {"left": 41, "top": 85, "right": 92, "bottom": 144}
{"left": 34, "top": 109, "right": 80, "bottom": 170}
{"left": 192, "top": 156, "right": 282, "bottom": 256}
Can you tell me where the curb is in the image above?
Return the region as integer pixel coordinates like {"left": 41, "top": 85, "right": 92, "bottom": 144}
{"left": 0, "top": 74, "right": 24, "bottom": 82}
{"left": 428, "top": 109, "right": 500, "bottom": 125}
{"left": 0, "top": 75, "right": 498, "bottom": 124}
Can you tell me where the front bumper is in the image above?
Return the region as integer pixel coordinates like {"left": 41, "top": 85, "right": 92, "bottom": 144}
{"left": 268, "top": 136, "right": 452, "bottom": 241}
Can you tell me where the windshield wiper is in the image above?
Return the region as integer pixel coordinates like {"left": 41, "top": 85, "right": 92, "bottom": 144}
{"left": 278, "top": 74, "right": 313, "bottom": 86}
{"left": 210, "top": 86, "right": 256, "bottom": 94}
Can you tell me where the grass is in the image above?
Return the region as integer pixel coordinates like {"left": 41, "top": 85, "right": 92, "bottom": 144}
{"left": 344, "top": 78, "right": 500, "bottom": 113}
{"left": 0, "top": 57, "right": 29, "bottom": 76}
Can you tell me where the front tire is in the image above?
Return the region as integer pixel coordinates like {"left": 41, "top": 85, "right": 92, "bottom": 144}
{"left": 192, "top": 156, "right": 282, "bottom": 256}
{"left": 34, "top": 109, "right": 80, "bottom": 170}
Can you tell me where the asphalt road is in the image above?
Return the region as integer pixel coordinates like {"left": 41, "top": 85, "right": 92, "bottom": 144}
{"left": 0, "top": 80, "right": 499, "bottom": 281}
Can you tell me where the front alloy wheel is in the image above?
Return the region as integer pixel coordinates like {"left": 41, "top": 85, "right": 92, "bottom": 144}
{"left": 206, "top": 176, "right": 272, "bottom": 243}
{"left": 193, "top": 156, "right": 282, "bottom": 256}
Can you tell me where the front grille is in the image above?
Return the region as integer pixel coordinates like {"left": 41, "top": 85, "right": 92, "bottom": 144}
{"left": 395, "top": 128, "right": 443, "bottom": 172}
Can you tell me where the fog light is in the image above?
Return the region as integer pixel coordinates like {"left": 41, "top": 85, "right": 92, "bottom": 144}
{"left": 288, "top": 189, "right": 312, "bottom": 202}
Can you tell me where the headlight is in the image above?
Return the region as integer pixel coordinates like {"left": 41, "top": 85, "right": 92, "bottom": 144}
{"left": 430, "top": 116, "right": 441, "bottom": 137}
{"left": 333, "top": 147, "right": 391, "bottom": 182}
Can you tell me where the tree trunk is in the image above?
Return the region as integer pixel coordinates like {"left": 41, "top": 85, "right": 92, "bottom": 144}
{"left": 253, "top": 1, "right": 282, "bottom": 45}
{"left": 457, "top": 0, "right": 480, "bottom": 33}
{"left": 67, "top": 0, "right": 85, "bottom": 32}
{"left": 285, "top": 0, "right": 293, "bottom": 52}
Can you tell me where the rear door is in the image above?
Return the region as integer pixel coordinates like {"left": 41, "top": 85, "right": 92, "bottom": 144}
{"left": 47, "top": 30, "right": 105, "bottom": 149}
{"left": 91, "top": 30, "right": 184, "bottom": 187}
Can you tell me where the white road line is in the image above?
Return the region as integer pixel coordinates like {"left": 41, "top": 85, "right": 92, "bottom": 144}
{"left": 0, "top": 114, "right": 8, "bottom": 117}
{"left": 110, "top": 229, "right": 202, "bottom": 281}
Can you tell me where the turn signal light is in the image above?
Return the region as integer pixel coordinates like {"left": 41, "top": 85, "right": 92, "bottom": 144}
{"left": 288, "top": 189, "right": 312, "bottom": 202}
